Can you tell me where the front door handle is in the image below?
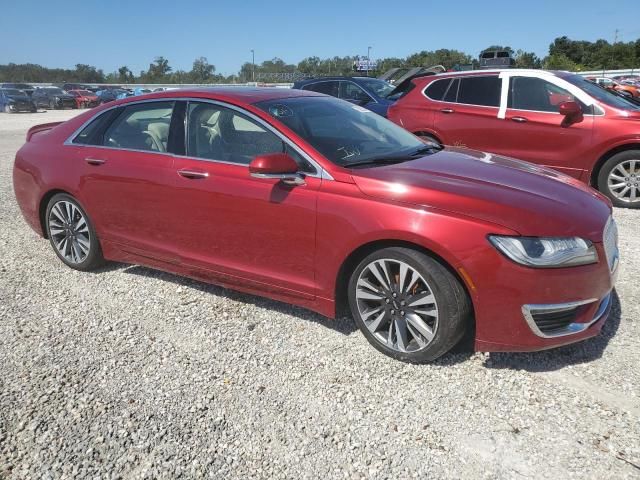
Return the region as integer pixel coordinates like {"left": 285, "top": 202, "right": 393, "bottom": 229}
{"left": 440, "top": 108, "right": 455, "bottom": 114}
{"left": 178, "top": 169, "right": 209, "bottom": 179}
{"left": 85, "top": 157, "right": 105, "bottom": 166}
{"left": 511, "top": 116, "right": 528, "bottom": 123}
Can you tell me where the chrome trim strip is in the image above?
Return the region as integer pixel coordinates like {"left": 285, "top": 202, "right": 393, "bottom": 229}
{"left": 62, "top": 97, "right": 334, "bottom": 181}
{"left": 521, "top": 293, "right": 610, "bottom": 339}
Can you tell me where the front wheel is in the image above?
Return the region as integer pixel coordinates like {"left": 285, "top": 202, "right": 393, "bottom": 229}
{"left": 597, "top": 150, "right": 640, "bottom": 208}
{"left": 348, "top": 247, "right": 471, "bottom": 363}
{"left": 48, "top": 99, "right": 56, "bottom": 110}
{"left": 45, "top": 194, "right": 105, "bottom": 271}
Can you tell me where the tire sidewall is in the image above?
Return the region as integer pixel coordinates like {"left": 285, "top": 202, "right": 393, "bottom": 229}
{"left": 347, "top": 247, "right": 467, "bottom": 363}
{"left": 597, "top": 150, "right": 640, "bottom": 209}
{"left": 45, "top": 193, "right": 102, "bottom": 270}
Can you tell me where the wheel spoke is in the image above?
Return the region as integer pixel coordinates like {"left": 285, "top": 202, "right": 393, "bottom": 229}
{"left": 394, "top": 317, "right": 409, "bottom": 351}
{"left": 357, "top": 278, "right": 381, "bottom": 294}
{"left": 366, "top": 311, "right": 387, "bottom": 333}
{"left": 356, "top": 288, "right": 384, "bottom": 301}
{"left": 406, "top": 313, "right": 435, "bottom": 342}
{"left": 615, "top": 164, "right": 629, "bottom": 176}
{"left": 408, "top": 291, "right": 435, "bottom": 307}
{"left": 369, "top": 261, "right": 391, "bottom": 290}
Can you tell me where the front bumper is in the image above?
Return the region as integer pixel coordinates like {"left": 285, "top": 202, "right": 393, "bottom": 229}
{"left": 56, "top": 98, "right": 77, "bottom": 109}
{"left": 468, "top": 241, "right": 617, "bottom": 352}
{"left": 8, "top": 101, "right": 36, "bottom": 112}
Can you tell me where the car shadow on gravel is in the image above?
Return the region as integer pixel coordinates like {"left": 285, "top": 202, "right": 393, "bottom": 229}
{"left": 483, "top": 290, "right": 622, "bottom": 372}
{"left": 122, "top": 265, "right": 358, "bottom": 335}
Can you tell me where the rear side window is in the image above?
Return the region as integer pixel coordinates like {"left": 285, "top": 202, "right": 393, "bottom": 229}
{"left": 104, "top": 102, "right": 174, "bottom": 152}
{"left": 443, "top": 79, "right": 459, "bottom": 102}
{"left": 72, "top": 108, "right": 122, "bottom": 145}
{"left": 457, "top": 76, "right": 501, "bottom": 107}
{"left": 424, "top": 79, "right": 451, "bottom": 100}
{"left": 304, "top": 81, "right": 339, "bottom": 97}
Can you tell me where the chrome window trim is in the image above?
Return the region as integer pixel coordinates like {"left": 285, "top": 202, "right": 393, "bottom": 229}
{"left": 521, "top": 293, "right": 610, "bottom": 339}
{"left": 63, "top": 97, "right": 333, "bottom": 180}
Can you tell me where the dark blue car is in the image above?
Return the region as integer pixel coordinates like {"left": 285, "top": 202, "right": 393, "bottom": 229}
{"left": 292, "top": 76, "right": 395, "bottom": 116}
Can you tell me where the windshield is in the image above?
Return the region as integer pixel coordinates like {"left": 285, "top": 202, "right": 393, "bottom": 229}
{"left": 45, "top": 88, "right": 65, "bottom": 95}
{"left": 255, "top": 96, "right": 425, "bottom": 167}
{"left": 2, "top": 89, "right": 24, "bottom": 96}
{"left": 357, "top": 78, "right": 395, "bottom": 98}
{"left": 565, "top": 74, "right": 640, "bottom": 111}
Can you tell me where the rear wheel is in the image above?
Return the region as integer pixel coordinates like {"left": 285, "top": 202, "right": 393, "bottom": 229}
{"left": 348, "top": 247, "right": 471, "bottom": 363}
{"left": 49, "top": 99, "right": 56, "bottom": 110}
{"left": 45, "top": 194, "right": 105, "bottom": 271}
{"left": 597, "top": 150, "right": 640, "bottom": 208}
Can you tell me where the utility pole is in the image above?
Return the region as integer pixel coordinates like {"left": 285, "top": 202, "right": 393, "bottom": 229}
{"left": 614, "top": 29, "right": 619, "bottom": 43}
{"left": 251, "top": 49, "right": 255, "bottom": 83}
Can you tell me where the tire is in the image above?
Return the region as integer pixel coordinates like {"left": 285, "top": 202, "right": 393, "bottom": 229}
{"left": 416, "top": 133, "right": 442, "bottom": 148}
{"left": 597, "top": 150, "right": 640, "bottom": 208}
{"left": 45, "top": 194, "right": 105, "bottom": 271}
{"left": 348, "top": 247, "right": 471, "bottom": 363}
{"left": 49, "top": 99, "right": 56, "bottom": 110}
{"left": 3, "top": 104, "right": 11, "bottom": 113}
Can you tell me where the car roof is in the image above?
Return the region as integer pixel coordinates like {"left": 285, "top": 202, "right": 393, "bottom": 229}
{"left": 410, "top": 69, "right": 577, "bottom": 85}
{"left": 295, "top": 76, "right": 378, "bottom": 84}
{"left": 111, "top": 87, "right": 324, "bottom": 105}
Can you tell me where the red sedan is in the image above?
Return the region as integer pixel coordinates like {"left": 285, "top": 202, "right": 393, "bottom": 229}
{"left": 387, "top": 70, "right": 640, "bottom": 208}
{"left": 68, "top": 89, "right": 100, "bottom": 109}
{"left": 13, "top": 88, "right": 619, "bottom": 362}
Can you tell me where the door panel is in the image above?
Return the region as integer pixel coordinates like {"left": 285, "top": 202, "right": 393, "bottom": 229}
{"left": 75, "top": 146, "right": 178, "bottom": 261}
{"left": 169, "top": 158, "right": 319, "bottom": 296}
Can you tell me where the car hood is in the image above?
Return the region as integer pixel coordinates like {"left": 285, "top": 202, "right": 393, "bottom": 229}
{"left": 350, "top": 147, "right": 611, "bottom": 239}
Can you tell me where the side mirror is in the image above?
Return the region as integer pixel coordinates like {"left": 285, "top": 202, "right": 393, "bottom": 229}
{"left": 249, "top": 153, "right": 305, "bottom": 186}
{"left": 558, "top": 101, "right": 582, "bottom": 118}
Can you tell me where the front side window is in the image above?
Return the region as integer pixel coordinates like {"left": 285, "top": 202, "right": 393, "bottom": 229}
{"left": 103, "top": 101, "right": 174, "bottom": 152}
{"left": 187, "top": 102, "right": 289, "bottom": 166}
{"left": 457, "top": 76, "right": 501, "bottom": 107}
{"left": 508, "top": 77, "right": 579, "bottom": 113}
{"left": 340, "top": 82, "right": 370, "bottom": 103}
{"left": 255, "top": 96, "right": 425, "bottom": 167}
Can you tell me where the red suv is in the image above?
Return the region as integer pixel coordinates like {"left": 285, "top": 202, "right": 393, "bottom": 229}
{"left": 388, "top": 69, "right": 640, "bottom": 207}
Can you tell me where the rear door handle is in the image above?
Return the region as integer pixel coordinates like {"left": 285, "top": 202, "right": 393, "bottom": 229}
{"left": 440, "top": 108, "right": 455, "bottom": 114}
{"left": 511, "top": 116, "right": 528, "bottom": 123}
{"left": 178, "top": 169, "right": 209, "bottom": 179}
{"left": 85, "top": 157, "right": 105, "bottom": 166}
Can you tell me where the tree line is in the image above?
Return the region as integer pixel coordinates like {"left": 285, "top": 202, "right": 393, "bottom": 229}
{"left": 1, "top": 37, "right": 639, "bottom": 85}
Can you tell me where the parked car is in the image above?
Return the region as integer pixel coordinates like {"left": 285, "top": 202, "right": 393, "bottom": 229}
{"left": 13, "top": 88, "right": 618, "bottom": 363}
{"left": 59, "top": 83, "right": 95, "bottom": 92}
{"left": 32, "top": 87, "right": 77, "bottom": 110}
{"left": 0, "top": 88, "right": 37, "bottom": 113}
{"left": 387, "top": 69, "right": 640, "bottom": 207}
{"left": 293, "top": 76, "right": 395, "bottom": 116}
{"left": 588, "top": 77, "right": 640, "bottom": 98}
{"left": 68, "top": 89, "right": 100, "bottom": 108}
{"left": 478, "top": 49, "right": 515, "bottom": 69}
{"left": 1, "top": 82, "right": 36, "bottom": 96}
{"left": 95, "top": 88, "right": 129, "bottom": 104}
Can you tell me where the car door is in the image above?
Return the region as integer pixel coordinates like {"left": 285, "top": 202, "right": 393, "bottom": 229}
{"left": 494, "top": 76, "right": 594, "bottom": 179}
{"left": 431, "top": 75, "right": 504, "bottom": 151}
{"left": 169, "top": 100, "right": 320, "bottom": 297}
{"left": 68, "top": 100, "right": 182, "bottom": 262}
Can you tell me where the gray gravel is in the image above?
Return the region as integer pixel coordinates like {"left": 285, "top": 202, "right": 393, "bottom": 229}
{"left": 1, "top": 110, "right": 639, "bottom": 479}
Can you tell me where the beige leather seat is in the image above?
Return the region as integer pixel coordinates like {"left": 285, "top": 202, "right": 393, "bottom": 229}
{"left": 146, "top": 122, "right": 169, "bottom": 152}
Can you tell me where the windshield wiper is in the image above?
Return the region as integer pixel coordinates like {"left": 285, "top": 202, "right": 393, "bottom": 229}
{"left": 345, "top": 157, "right": 413, "bottom": 168}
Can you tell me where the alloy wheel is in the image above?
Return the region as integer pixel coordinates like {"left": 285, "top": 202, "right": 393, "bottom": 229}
{"left": 355, "top": 259, "right": 439, "bottom": 353}
{"left": 48, "top": 200, "right": 91, "bottom": 264}
{"left": 608, "top": 159, "right": 640, "bottom": 203}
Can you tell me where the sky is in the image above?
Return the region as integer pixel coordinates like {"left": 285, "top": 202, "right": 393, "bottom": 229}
{"left": 1, "top": 0, "right": 639, "bottom": 76}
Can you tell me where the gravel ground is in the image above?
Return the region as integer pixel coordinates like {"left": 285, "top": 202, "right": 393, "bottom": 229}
{"left": 0, "top": 109, "right": 639, "bottom": 479}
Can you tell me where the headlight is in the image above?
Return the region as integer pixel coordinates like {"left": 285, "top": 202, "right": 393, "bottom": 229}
{"left": 489, "top": 236, "right": 598, "bottom": 268}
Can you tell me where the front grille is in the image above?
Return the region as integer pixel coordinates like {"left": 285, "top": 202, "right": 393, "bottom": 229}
{"left": 530, "top": 307, "right": 579, "bottom": 334}
{"left": 603, "top": 217, "right": 619, "bottom": 272}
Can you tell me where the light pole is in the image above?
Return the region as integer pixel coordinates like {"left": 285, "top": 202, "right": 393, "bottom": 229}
{"left": 251, "top": 49, "right": 255, "bottom": 83}
{"left": 367, "top": 46, "right": 372, "bottom": 77}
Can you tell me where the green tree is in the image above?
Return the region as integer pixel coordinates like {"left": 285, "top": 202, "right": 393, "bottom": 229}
{"left": 117, "top": 66, "right": 134, "bottom": 83}
{"left": 544, "top": 53, "right": 579, "bottom": 71}
{"left": 514, "top": 50, "right": 542, "bottom": 69}
{"left": 190, "top": 57, "right": 215, "bottom": 83}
